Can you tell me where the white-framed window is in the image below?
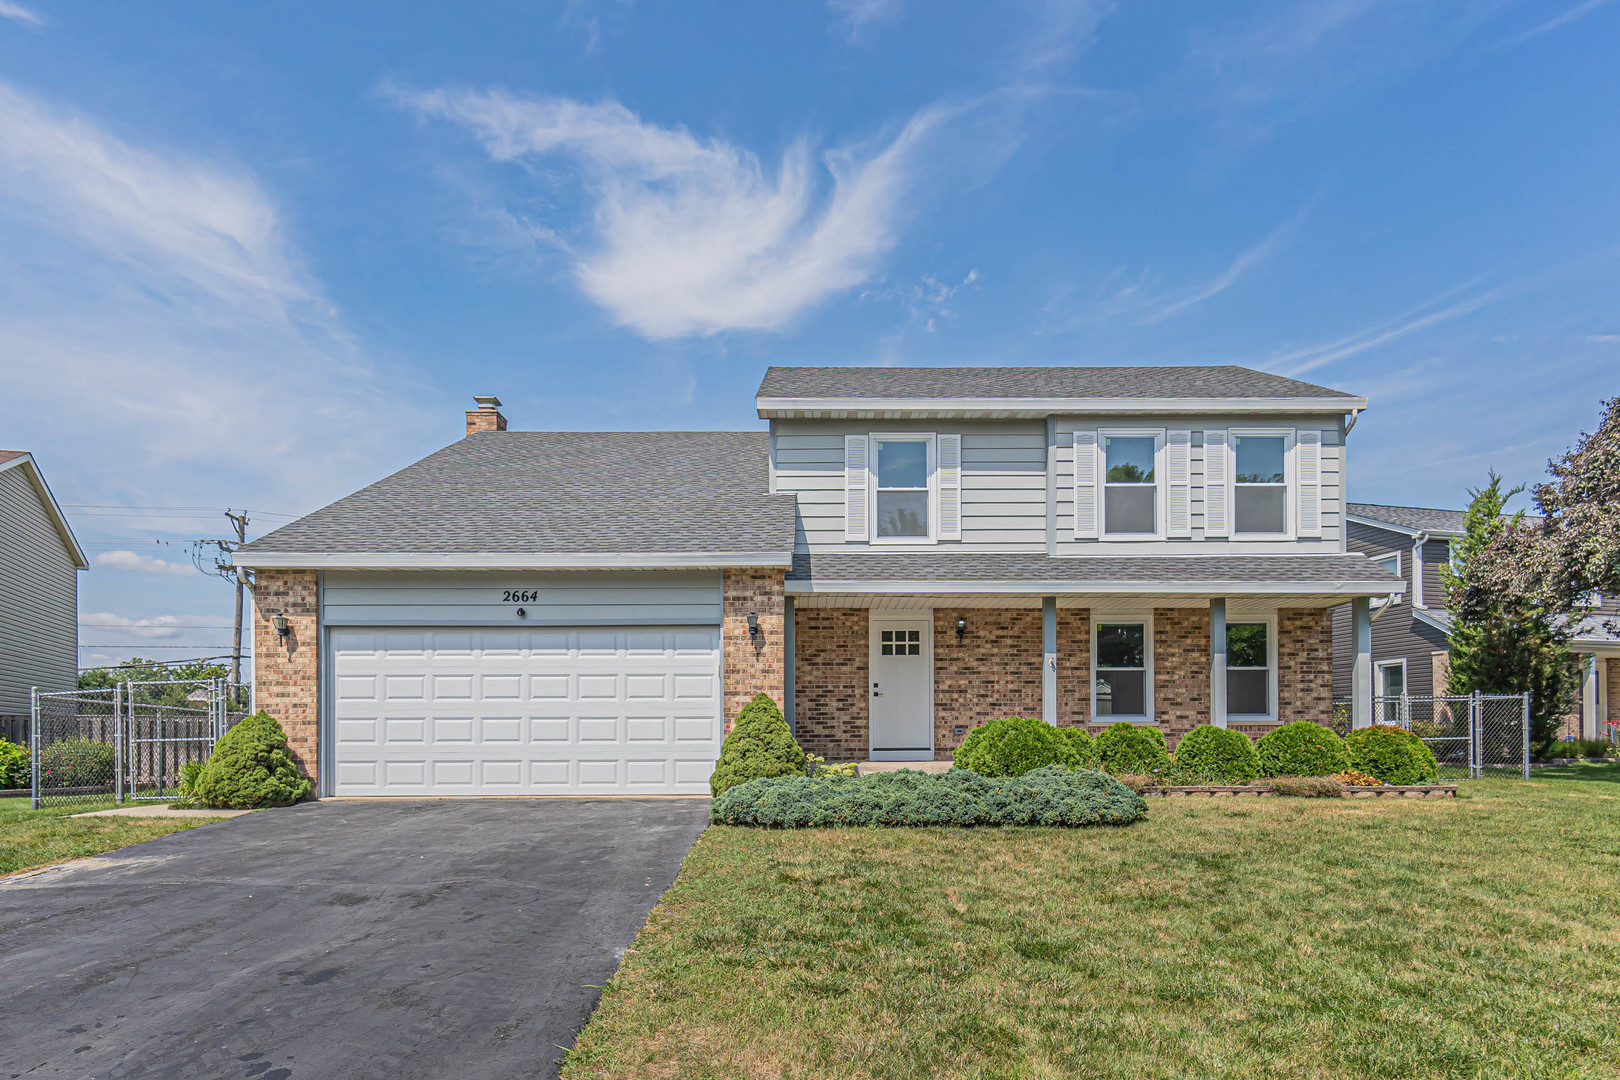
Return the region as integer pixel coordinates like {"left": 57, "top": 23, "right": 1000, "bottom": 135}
{"left": 1226, "top": 619, "right": 1276, "bottom": 719}
{"left": 871, "top": 435, "right": 934, "bottom": 543}
{"left": 1374, "top": 552, "right": 1400, "bottom": 577}
{"left": 1375, "top": 658, "right": 1408, "bottom": 724}
{"left": 1100, "top": 430, "right": 1164, "bottom": 539}
{"left": 1092, "top": 616, "right": 1153, "bottom": 720}
{"left": 1231, "top": 430, "right": 1292, "bottom": 537}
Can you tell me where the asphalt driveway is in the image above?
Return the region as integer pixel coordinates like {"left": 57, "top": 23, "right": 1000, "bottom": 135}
{"left": 0, "top": 799, "right": 712, "bottom": 1080}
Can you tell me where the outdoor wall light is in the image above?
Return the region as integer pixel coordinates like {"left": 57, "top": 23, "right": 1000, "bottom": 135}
{"left": 747, "top": 612, "right": 760, "bottom": 641}
{"left": 272, "top": 614, "right": 290, "bottom": 643}
{"left": 955, "top": 616, "right": 967, "bottom": 640}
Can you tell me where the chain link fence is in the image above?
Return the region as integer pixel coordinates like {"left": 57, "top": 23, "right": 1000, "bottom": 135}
{"left": 30, "top": 680, "right": 251, "bottom": 809}
{"left": 1330, "top": 692, "right": 1530, "bottom": 780}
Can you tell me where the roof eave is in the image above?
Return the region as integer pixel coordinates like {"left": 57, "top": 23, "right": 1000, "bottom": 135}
{"left": 1346, "top": 514, "right": 1463, "bottom": 539}
{"left": 785, "top": 578, "right": 1407, "bottom": 597}
{"left": 233, "top": 551, "right": 796, "bottom": 571}
{"left": 756, "top": 395, "right": 1368, "bottom": 419}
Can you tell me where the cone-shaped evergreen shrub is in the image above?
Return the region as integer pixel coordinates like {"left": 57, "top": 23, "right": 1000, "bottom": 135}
{"left": 952, "top": 716, "right": 1097, "bottom": 776}
{"left": 1096, "top": 721, "right": 1170, "bottom": 774}
{"left": 709, "top": 693, "right": 803, "bottom": 797}
{"left": 192, "top": 712, "right": 311, "bottom": 808}
{"left": 1343, "top": 724, "right": 1438, "bottom": 785}
{"left": 1172, "top": 724, "right": 1262, "bottom": 784}
{"left": 1256, "top": 720, "right": 1349, "bottom": 777}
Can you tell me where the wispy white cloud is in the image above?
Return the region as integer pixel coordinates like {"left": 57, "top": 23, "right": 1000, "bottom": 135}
{"left": 1503, "top": 0, "right": 1615, "bottom": 46}
{"left": 0, "top": 1, "right": 43, "bottom": 28}
{"left": 1138, "top": 206, "right": 1310, "bottom": 323}
{"left": 1264, "top": 280, "right": 1497, "bottom": 376}
{"left": 829, "top": 0, "right": 903, "bottom": 41}
{"left": 396, "top": 87, "right": 959, "bottom": 339}
{"left": 94, "top": 550, "right": 200, "bottom": 577}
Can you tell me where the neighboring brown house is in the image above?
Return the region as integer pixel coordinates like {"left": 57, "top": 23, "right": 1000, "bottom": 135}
{"left": 233, "top": 366, "right": 1404, "bottom": 798}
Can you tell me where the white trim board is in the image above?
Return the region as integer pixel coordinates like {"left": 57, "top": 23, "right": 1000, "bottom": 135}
{"left": 234, "top": 551, "right": 796, "bottom": 571}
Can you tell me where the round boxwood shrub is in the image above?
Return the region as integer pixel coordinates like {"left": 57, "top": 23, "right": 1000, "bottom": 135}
{"left": 1256, "top": 721, "right": 1349, "bottom": 778}
{"left": 0, "top": 737, "right": 27, "bottom": 789}
{"left": 40, "top": 738, "right": 116, "bottom": 789}
{"left": 1343, "top": 724, "right": 1438, "bottom": 785}
{"left": 709, "top": 693, "right": 803, "bottom": 797}
{"left": 1096, "top": 721, "right": 1170, "bottom": 775}
{"left": 192, "top": 712, "right": 311, "bottom": 808}
{"left": 1173, "top": 724, "right": 1262, "bottom": 784}
{"left": 953, "top": 717, "right": 1097, "bottom": 777}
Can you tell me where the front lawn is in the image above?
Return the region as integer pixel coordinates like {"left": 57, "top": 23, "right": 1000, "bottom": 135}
{"left": 563, "top": 768, "right": 1620, "bottom": 1080}
{"left": 0, "top": 797, "right": 224, "bottom": 876}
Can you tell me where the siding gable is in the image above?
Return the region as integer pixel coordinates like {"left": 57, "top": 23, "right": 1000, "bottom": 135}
{"left": 0, "top": 467, "right": 80, "bottom": 714}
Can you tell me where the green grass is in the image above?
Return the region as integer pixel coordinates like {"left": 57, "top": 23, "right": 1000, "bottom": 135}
{"left": 563, "top": 767, "right": 1620, "bottom": 1080}
{"left": 0, "top": 796, "right": 224, "bottom": 876}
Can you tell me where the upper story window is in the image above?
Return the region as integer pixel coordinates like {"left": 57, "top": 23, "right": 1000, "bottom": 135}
{"left": 874, "top": 438, "right": 930, "bottom": 540}
{"left": 1104, "top": 435, "right": 1158, "bottom": 536}
{"left": 1233, "top": 434, "right": 1287, "bottom": 535}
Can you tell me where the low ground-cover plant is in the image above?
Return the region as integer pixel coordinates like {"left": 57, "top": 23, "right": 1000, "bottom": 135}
{"left": 0, "top": 737, "right": 27, "bottom": 789}
{"left": 1557, "top": 738, "right": 1614, "bottom": 760}
{"left": 953, "top": 717, "right": 1097, "bottom": 776}
{"left": 1173, "top": 724, "right": 1262, "bottom": 784}
{"left": 710, "top": 694, "right": 803, "bottom": 797}
{"left": 1096, "top": 721, "right": 1170, "bottom": 774}
{"left": 710, "top": 766, "right": 1146, "bottom": 828}
{"left": 1257, "top": 720, "right": 1349, "bottom": 777}
{"left": 39, "top": 738, "right": 115, "bottom": 789}
{"left": 192, "top": 712, "right": 310, "bottom": 809}
{"left": 1344, "top": 724, "right": 1438, "bottom": 785}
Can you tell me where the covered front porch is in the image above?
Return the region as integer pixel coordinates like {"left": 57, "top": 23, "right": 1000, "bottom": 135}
{"left": 780, "top": 553, "right": 1401, "bottom": 763}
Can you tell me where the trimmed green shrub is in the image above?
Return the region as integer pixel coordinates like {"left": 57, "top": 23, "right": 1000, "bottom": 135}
{"left": 1343, "top": 724, "right": 1439, "bottom": 785}
{"left": 709, "top": 693, "right": 803, "bottom": 797}
{"left": 0, "top": 737, "right": 27, "bottom": 789}
{"left": 710, "top": 766, "right": 1147, "bottom": 828}
{"left": 193, "top": 712, "right": 311, "bottom": 808}
{"left": 953, "top": 716, "right": 1096, "bottom": 777}
{"left": 1173, "top": 724, "right": 1262, "bottom": 784}
{"left": 1096, "top": 721, "right": 1170, "bottom": 774}
{"left": 40, "top": 738, "right": 115, "bottom": 789}
{"left": 1256, "top": 721, "right": 1349, "bottom": 778}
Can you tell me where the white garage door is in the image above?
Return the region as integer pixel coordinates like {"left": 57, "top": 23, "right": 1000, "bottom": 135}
{"left": 330, "top": 627, "right": 722, "bottom": 796}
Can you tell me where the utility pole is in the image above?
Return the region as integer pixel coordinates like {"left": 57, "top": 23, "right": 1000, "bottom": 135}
{"left": 224, "top": 511, "right": 249, "bottom": 687}
{"left": 191, "top": 512, "right": 253, "bottom": 691}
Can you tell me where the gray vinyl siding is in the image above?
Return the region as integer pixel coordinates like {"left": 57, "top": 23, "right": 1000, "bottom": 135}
{"left": 321, "top": 570, "right": 723, "bottom": 627}
{"left": 1332, "top": 522, "right": 1451, "bottom": 698}
{"left": 1421, "top": 539, "right": 1451, "bottom": 608}
{"left": 0, "top": 468, "right": 79, "bottom": 715}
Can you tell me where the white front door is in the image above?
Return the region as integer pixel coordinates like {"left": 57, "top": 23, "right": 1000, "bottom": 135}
{"left": 869, "top": 616, "right": 933, "bottom": 760}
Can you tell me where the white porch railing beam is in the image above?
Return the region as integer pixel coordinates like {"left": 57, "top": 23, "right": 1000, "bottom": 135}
{"left": 1209, "top": 597, "right": 1227, "bottom": 729}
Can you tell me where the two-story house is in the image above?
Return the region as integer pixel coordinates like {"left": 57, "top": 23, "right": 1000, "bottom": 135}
{"left": 234, "top": 366, "right": 1403, "bottom": 797}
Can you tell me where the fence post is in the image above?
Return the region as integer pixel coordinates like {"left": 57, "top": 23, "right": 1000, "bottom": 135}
{"left": 1522, "top": 691, "right": 1532, "bottom": 781}
{"left": 1470, "top": 691, "right": 1481, "bottom": 780}
{"left": 114, "top": 682, "right": 124, "bottom": 805}
{"left": 29, "top": 687, "right": 40, "bottom": 811}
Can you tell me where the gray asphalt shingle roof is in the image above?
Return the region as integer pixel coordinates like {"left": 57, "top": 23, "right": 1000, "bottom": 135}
{"left": 1347, "top": 503, "right": 1468, "bottom": 535}
{"left": 241, "top": 431, "right": 797, "bottom": 556}
{"left": 757, "top": 365, "right": 1357, "bottom": 401}
{"left": 788, "top": 552, "right": 1402, "bottom": 589}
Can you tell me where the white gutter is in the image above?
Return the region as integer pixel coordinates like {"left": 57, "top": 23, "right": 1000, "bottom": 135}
{"left": 786, "top": 578, "right": 1407, "bottom": 597}
{"left": 232, "top": 551, "right": 796, "bottom": 571}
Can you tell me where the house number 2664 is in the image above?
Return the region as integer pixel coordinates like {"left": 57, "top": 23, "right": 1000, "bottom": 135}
{"left": 502, "top": 589, "right": 540, "bottom": 603}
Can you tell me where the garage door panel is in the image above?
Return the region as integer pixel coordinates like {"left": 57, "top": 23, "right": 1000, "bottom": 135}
{"left": 480, "top": 674, "right": 523, "bottom": 699}
{"left": 479, "top": 717, "right": 523, "bottom": 742}
{"left": 384, "top": 717, "right": 428, "bottom": 743}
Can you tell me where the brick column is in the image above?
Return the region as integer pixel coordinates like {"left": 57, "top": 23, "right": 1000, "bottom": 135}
{"left": 1153, "top": 606, "right": 1210, "bottom": 740}
{"left": 722, "top": 568, "right": 785, "bottom": 730}
{"left": 1278, "top": 607, "right": 1334, "bottom": 722}
{"left": 1057, "top": 609, "right": 1092, "bottom": 727}
{"left": 251, "top": 569, "right": 320, "bottom": 783}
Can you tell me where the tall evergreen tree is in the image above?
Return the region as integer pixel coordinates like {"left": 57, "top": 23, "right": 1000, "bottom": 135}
{"left": 1442, "top": 471, "right": 1579, "bottom": 755}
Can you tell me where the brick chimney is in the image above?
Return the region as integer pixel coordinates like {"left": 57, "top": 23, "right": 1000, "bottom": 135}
{"left": 465, "top": 395, "right": 507, "bottom": 436}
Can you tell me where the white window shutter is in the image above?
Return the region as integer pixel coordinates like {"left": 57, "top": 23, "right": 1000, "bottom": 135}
{"left": 1297, "top": 430, "right": 1322, "bottom": 538}
{"left": 1167, "top": 430, "right": 1191, "bottom": 538}
{"left": 844, "top": 434, "right": 869, "bottom": 542}
{"left": 1204, "top": 430, "right": 1229, "bottom": 538}
{"left": 937, "top": 434, "right": 962, "bottom": 541}
{"left": 1073, "top": 431, "right": 1098, "bottom": 539}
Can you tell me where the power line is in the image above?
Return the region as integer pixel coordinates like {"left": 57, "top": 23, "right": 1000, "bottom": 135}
{"left": 79, "top": 624, "right": 237, "bottom": 630}
{"left": 79, "top": 643, "right": 249, "bottom": 649}
{"left": 63, "top": 504, "right": 296, "bottom": 517}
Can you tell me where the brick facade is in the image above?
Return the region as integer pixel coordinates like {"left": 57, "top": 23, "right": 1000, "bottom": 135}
{"left": 721, "top": 568, "right": 785, "bottom": 731}
{"left": 1056, "top": 610, "right": 1092, "bottom": 726}
{"left": 1152, "top": 606, "right": 1211, "bottom": 739}
{"left": 792, "top": 607, "right": 868, "bottom": 760}
{"left": 933, "top": 609, "right": 1043, "bottom": 758}
{"left": 1278, "top": 607, "right": 1333, "bottom": 721}
{"left": 250, "top": 569, "right": 320, "bottom": 782}
{"left": 1608, "top": 657, "right": 1619, "bottom": 729}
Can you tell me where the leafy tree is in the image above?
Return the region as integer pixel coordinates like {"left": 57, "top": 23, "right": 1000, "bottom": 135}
{"left": 79, "top": 658, "right": 245, "bottom": 709}
{"left": 1442, "top": 471, "right": 1579, "bottom": 755}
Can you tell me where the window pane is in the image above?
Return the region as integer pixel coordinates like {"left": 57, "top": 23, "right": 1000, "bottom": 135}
{"left": 1235, "top": 485, "right": 1286, "bottom": 534}
{"left": 876, "top": 490, "right": 929, "bottom": 537}
{"left": 1234, "top": 436, "right": 1285, "bottom": 483}
{"left": 1227, "top": 623, "right": 1267, "bottom": 669}
{"left": 1380, "top": 664, "right": 1405, "bottom": 697}
{"left": 1105, "top": 437, "right": 1156, "bottom": 483}
{"left": 876, "top": 440, "right": 928, "bottom": 489}
{"left": 1095, "top": 670, "right": 1145, "bottom": 715}
{"left": 1228, "top": 669, "right": 1269, "bottom": 715}
{"left": 1097, "top": 624, "right": 1145, "bottom": 668}
{"left": 1105, "top": 486, "right": 1156, "bottom": 533}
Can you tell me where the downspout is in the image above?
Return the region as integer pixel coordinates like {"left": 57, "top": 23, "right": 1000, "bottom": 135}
{"left": 1343, "top": 406, "right": 1364, "bottom": 437}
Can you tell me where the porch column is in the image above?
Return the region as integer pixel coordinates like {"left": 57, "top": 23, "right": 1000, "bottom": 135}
{"left": 784, "top": 596, "right": 796, "bottom": 734}
{"left": 1209, "top": 598, "right": 1227, "bottom": 729}
{"left": 1580, "top": 655, "right": 1598, "bottom": 741}
{"left": 1042, "top": 597, "right": 1057, "bottom": 724}
{"left": 1351, "top": 596, "right": 1372, "bottom": 729}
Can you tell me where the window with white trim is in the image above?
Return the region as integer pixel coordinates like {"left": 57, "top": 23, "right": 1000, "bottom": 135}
{"left": 1374, "top": 553, "right": 1400, "bottom": 576}
{"left": 873, "top": 438, "right": 931, "bottom": 540}
{"left": 1233, "top": 434, "right": 1288, "bottom": 535}
{"left": 1095, "top": 622, "right": 1148, "bottom": 717}
{"left": 1226, "top": 622, "right": 1271, "bottom": 717}
{"left": 1103, "top": 435, "right": 1158, "bottom": 536}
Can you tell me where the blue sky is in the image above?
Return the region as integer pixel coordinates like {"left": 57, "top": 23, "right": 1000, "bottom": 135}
{"left": 1, "top": 0, "right": 1615, "bottom": 673}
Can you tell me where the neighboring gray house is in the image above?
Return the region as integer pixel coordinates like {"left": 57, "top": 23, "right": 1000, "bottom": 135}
{"left": 234, "top": 366, "right": 1404, "bottom": 798}
{"left": 0, "top": 451, "right": 88, "bottom": 740}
